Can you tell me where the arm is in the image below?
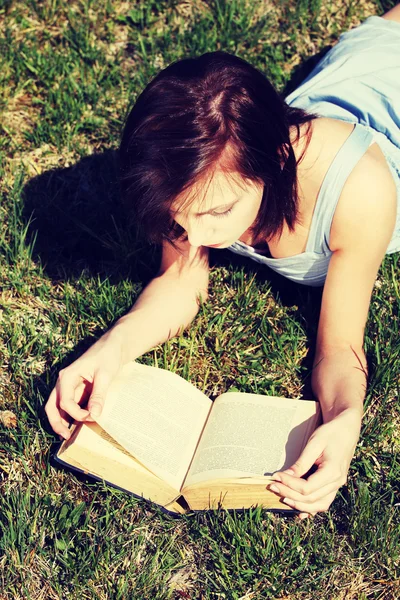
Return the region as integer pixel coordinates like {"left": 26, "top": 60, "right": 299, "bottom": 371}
{"left": 311, "top": 151, "right": 397, "bottom": 423}
{"left": 269, "top": 152, "right": 397, "bottom": 515}
{"left": 110, "top": 239, "right": 210, "bottom": 363}
{"left": 45, "top": 238, "right": 210, "bottom": 437}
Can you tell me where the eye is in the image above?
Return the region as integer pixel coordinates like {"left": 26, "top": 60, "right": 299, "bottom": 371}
{"left": 212, "top": 206, "right": 233, "bottom": 219}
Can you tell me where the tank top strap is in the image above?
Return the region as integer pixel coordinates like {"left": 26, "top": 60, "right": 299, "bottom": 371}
{"left": 306, "top": 123, "right": 375, "bottom": 254}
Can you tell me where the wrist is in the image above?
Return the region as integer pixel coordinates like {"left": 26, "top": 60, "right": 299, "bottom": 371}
{"left": 321, "top": 403, "right": 363, "bottom": 427}
{"left": 102, "top": 320, "right": 136, "bottom": 364}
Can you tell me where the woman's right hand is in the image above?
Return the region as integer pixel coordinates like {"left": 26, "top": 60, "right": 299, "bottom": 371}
{"left": 45, "top": 329, "right": 124, "bottom": 440}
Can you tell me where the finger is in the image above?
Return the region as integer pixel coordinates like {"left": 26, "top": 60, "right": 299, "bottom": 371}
{"left": 87, "top": 370, "right": 113, "bottom": 418}
{"left": 303, "top": 462, "right": 346, "bottom": 494}
{"left": 282, "top": 490, "right": 337, "bottom": 514}
{"left": 273, "top": 462, "right": 345, "bottom": 497}
{"left": 280, "top": 435, "right": 325, "bottom": 479}
{"left": 298, "top": 513, "right": 312, "bottom": 520}
{"left": 48, "top": 386, "right": 72, "bottom": 427}
{"left": 268, "top": 477, "right": 339, "bottom": 505}
{"left": 270, "top": 469, "right": 324, "bottom": 496}
{"left": 45, "top": 387, "right": 72, "bottom": 439}
{"left": 57, "top": 372, "right": 90, "bottom": 422}
{"left": 73, "top": 380, "right": 97, "bottom": 423}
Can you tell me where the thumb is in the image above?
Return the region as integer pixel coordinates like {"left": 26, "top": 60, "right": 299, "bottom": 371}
{"left": 284, "top": 436, "right": 324, "bottom": 478}
{"left": 87, "top": 371, "right": 112, "bottom": 418}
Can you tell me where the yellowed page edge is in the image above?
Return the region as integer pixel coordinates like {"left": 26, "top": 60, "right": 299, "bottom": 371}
{"left": 58, "top": 421, "right": 180, "bottom": 506}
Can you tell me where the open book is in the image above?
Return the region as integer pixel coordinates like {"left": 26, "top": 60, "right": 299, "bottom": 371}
{"left": 55, "top": 361, "right": 321, "bottom": 515}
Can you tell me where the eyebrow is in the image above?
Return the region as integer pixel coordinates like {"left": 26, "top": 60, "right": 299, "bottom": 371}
{"left": 172, "top": 199, "right": 239, "bottom": 218}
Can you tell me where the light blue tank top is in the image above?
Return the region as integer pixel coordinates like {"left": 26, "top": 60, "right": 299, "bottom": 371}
{"left": 226, "top": 15, "right": 400, "bottom": 287}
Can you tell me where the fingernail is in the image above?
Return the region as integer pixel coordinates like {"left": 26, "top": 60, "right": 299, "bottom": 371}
{"left": 283, "top": 497, "right": 295, "bottom": 506}
{"left": 268, "top": 484, "right": 280, "bottom": 494}
{"left": 272, "top": 475, "right": 282, "bottom": 482}
{"left": 90, "top": 405, "right": 101, "bottom": 417}
{"left": 283, "top": 469, "right": 294, "bottom": 475}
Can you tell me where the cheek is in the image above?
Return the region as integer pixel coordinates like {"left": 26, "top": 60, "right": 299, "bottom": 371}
{"left": 237, "top": 202, "right": 258, "bottom": 224}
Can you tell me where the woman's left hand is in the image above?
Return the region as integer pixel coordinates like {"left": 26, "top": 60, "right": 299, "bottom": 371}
{"left": 268, "top": 408, "right": 362, "bottom": 518}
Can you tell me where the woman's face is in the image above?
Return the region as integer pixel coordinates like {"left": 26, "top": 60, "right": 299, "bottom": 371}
{"left": 171, "top": 171, "right": 264, "bottom": 248}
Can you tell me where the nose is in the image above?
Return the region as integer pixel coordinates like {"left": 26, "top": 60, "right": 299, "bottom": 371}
{"left": 186, "top": 221, "right": 214, "bottom": 247}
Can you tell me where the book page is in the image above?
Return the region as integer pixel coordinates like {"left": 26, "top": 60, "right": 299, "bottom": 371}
{"left": 60, "top": 422, "right": 155, "bottom": 475}
{"left": 184, "top": 392, "right": 319, "bottom": 488}
{"left": 57, "top": 422, "right": 180, "bottom": 506}
{"left": 95, "top": 361, "right": 212, "bottom": 491}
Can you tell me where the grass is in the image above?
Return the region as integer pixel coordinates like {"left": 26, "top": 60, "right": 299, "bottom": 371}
{"left": 0, "top": 0, "right": 399, "bottom": 598}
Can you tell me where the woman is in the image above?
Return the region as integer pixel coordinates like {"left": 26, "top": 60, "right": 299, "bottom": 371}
{"left": 45, "top": 6, "right": 400, "bottom": 519}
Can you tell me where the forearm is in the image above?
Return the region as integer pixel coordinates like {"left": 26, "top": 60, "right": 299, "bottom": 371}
{"left": 311, "top": 345, "right": 367, "bottom": 424}
{"left": 104, "top": 274, "right": 206, "bottom": 364}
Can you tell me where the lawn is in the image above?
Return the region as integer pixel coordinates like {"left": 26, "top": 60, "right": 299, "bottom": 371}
{"left": 0, "top": 0, "right": 399, "bottom": 598}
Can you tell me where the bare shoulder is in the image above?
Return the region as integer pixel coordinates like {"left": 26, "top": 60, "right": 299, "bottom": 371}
{"left": 294, "top": 116, "right": 358, "bottom": 222}
{"left": 300, "top": 115, "right": 397, "bottom": 253}
{"left": 329, "top": 141, "right": 397, "bottom": 252}
{"left": 270, "top": 116, "right": 396, "bottom": 258}
{"left": 296, "top": 116, "right": 356, "bottom": 185}
{"left": 381, "top": 4, "right": 400, "bottom": 24}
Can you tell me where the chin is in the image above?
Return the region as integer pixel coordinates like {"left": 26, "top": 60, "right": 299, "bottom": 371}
{"left": 208, "top": 242, "right": 231, "bottom": 248}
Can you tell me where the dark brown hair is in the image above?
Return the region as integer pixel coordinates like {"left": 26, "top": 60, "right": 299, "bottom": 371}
{"left": 119, "top": 51, "right": 319, "bottom": 248}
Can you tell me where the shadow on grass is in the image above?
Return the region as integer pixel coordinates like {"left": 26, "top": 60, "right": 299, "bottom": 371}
{"left": 22, "top": 149, "right": 161, "bottom": 286}
{"left": 209, "top": 249, "right": 324, "bottom": 400}
{"left": 280, "top": 45, "right": 333, "bottom": 99}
